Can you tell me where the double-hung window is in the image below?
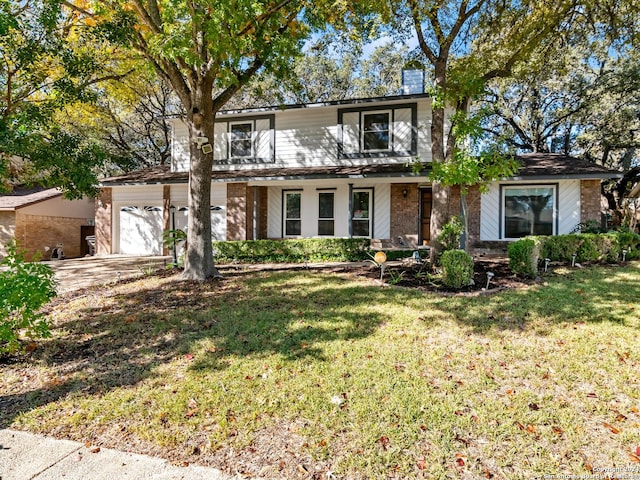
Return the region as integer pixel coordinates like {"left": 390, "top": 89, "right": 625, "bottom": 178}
{"left": 284, "top": 191, "right": 302, "bottom": 236}
{"left": 229, "top": 122, "right": 253, "bottom": 159}
{"left": 502, "top": 185, "right": 556, "bottom": 238}
{"left": 318, "top": 192, "right": 335, "bottom": 236}
{"left": 362, "top": 111, "right": 390, "bottom": 152}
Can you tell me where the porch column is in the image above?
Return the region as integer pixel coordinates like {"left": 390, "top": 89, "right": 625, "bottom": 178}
{"left": 226, "top": 182, "right": 247, "bottom": 240}
{"left": 95, "top": 188, "right": 112, "bottom": 255}
{"left": 348, "top": 183, "right": 353, "bottom": 238}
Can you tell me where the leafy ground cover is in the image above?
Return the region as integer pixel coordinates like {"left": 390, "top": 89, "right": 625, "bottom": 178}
{"left": 1, "top": 262, "right": 640, "bottom": 479}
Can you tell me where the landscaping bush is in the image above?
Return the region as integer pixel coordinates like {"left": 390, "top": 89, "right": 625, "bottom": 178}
{"left": 508, "top": 237, "right": 541, "bottom": 278}
{"left": 0, "top": 243, "right": 57, "bottom": 353}
{"left": 213, "top": 238, "right": 371, "bottom": 263}
{"left": 440, "top": 249, "right": 474, "bottom": 288}
{"left": 508, "top": 230, "right": 640, "bottom": 275}
{"left": 437, "top": 216, "right": 463, "bottom": 252}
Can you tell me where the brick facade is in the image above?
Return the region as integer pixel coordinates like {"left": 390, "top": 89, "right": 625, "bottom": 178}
{"left": 14, "top": 213, "right": 89, "bottom": 261}
{"left": 465, "top": 185, "right": 482, "bottom": 248}
{"left": 390, "top": 183, "right": 419, "bottom": 247}
{"left": 96, "top": 188, "right": 112, "bottom": 255}
{"left": 580, "top": 180, "right": 602, "bottom": 225}
{"left": 226, "top": 182, "right": 247, "bottom": 241}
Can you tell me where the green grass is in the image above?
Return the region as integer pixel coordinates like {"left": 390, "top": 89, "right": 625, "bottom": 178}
{"left": 2, "top": 263, "right": 640, "bottom": 479}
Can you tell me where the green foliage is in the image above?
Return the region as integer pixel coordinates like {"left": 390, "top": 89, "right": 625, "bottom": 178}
{"left": 0, "top": 243, "right": 57, "bottom": 353}
{"left": 213, "top": 238, "right": 371, "bottom": 263}
{"left": 440, "top": 249, "right": 474, "bottom": 289}
{"left": 162, "top": 229, "right": 188, "bottom": 249}
{"left": 509, "top": 230, "right": 640, "bottom": 275}
{"left": 508, "top": 237, "right": 542, "bottom": 278}
{"left": 437, "top": 216, "right": 464, "bottom": 252}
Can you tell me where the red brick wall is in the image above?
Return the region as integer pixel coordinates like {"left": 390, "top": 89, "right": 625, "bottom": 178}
{"left": 226, "top": 183, "right": 247, "bottom": 240}
{"left": 466, "top": 185, "right": 481, "bottom": 247}
{"left": 581, "top": 180, "right": 602, "bottom": 225}
{"left": 258, "top": 187, "right": 268, "bottom": 239}
{"left": 390, "top": 183, "right": 419, "bottom": 247}
{"left": 96, "top": 188, "right": 112, "bottom": 255}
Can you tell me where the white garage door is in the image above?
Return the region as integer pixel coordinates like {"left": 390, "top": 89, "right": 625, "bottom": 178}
{"left": 119, "top": 205, "right": 163, "bottom": 255}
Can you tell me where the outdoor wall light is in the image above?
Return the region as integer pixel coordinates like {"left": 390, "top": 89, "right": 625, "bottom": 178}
{"left": 402, "top": 188, "right": 408, "bottom": 198}
{"left": 544, "top": 258, "right": 551, "bottom": 272}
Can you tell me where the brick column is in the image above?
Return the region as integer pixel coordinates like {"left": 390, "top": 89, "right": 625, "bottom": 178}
{"left": 390, "top": 183, "right": 419, "bottom": 247}
{"left": 258, "top": 187, "right": 269, "bottom": 239}
{"left": 95, "top": 188, "right": 112, "bottom": 255}
{"left": 465, "top": 185, "right": 481, "bottom": 248}
{"left": 580, "top": 180, "right": 602, "bottom": 225}
{"left": 226, "top": 183, "right": 247, "bottom": 240}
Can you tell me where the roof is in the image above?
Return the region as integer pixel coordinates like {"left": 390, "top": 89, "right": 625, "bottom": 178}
{"left": 100, "top": 163, "right": 427, "bottom": 186}
{"left": 0, "top": 187, "right": 62, "bottom": 211}
{"left": 100, "top": 153, "right": 621, "bottom": 187}
{"left": 513, "top": 153, "right": 621, "bottom": 180}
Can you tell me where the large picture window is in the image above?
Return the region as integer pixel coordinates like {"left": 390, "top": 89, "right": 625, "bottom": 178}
{"left": 362, "top": 112, "right": 390, "bottom": 152}
{"left": 352, "top": 190, "right": 372, "bottom": 237}
{"left": 318, "top": 192, "right": 334, "bottom": 236}
{"left": 503, "top": 186, "right": 556, "bottom": 238}
{"left": 229, "top": 122, "right": 253, "bottom": 159}
{"left": 284, "top": 191, "right": 302, "bottom": 236}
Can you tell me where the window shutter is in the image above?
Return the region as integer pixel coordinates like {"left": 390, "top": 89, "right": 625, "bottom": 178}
{"left": 213, "top": 121, "right": 227, "bottom": 161}
{"left": 393, "top": 108, "right": 412, "bottom": 154}
{"left": 255, "top": 118, "right": 273, "bottom": 161}
{"left": 341, "top": 112, "right": 360, "bottom": 155}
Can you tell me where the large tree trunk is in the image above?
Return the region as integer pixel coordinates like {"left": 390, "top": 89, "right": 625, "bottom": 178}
{"left": 182, "top": 100, "right": 221, "bottom": 280}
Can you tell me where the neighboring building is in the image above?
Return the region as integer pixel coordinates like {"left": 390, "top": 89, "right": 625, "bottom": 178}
{"left": 97, "top": 92, "right": 620, "bottom": 257}
{"left": 0, "top": 187, "right": 95, "bottom": 261}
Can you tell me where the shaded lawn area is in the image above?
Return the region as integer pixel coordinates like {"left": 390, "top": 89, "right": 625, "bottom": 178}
{"left": 1, "top": 264, "right": 640, "bottom": 479}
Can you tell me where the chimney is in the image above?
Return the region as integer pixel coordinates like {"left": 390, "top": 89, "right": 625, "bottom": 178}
{"left": 401, "top": 69, "right": 425, "bottom": 95}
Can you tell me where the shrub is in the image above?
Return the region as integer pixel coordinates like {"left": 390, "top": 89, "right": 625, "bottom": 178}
{"left": 437, "top": 216, "right": 463, "bottom": 252}
{"left": 0, "top": 243, "right": 57, "bottom": 353}
{"left": 213, "top": 238, "right": 371, "bottom": 263}
{"left": 508, "top": 237, "right": 541, "bottom": 278}
{"left": 440, "top": 249, "right": 474, "bottom": 289}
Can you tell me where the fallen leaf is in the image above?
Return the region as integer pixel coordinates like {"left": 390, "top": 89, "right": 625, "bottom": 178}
{"left": 378, "top": 436, "right": 390, "bottom": 450}
{"left": 515, "top": 421, "right": 525, "bottom": 430}
{"left": 90, "top": 447, "right": 101, "bottom": 454}
{"left": 455, "top": 453, "right": 466, "bottom": 467}
{"left": 585, "top": 463, "right": 593, "bottom": 473}
{"left": 25, "top": 342, "right": 37, "bottom": 352}
{"left": 506, "top": 389, "right": 515, "bottom": 395}
{"left": 419, "top": 424, "right": 427, "bottom": 431}
{"left": 528, "top": 403, "right": 540, "bottom": 411}
{"left": 417, "top": 457, "right": 427, "bottom": 471}
{"left": 297, "top": 464, "right": 309, "bottom": 474}
{"left": 629, "top": 452, "right": 640, "bottom": 463}
{"left": 616, "top": 413, "right": 628, "bottom": 422}
{"left": 483, "top": 467, "right": 494, "bottom": 478}
{"left": 603, "top": 422, "right": 620, "bottom": 434}
{"left": 185, "top": 409, "right": 197, "bottom": 418}
{"left": 188, "top": 398, "right": 197, "bottom": 409}
{"left": 552, "top": 426, "right": 564, "bottom": 435}
{"left": 636, "top": 446, "right": 640, "bottom": 456}
{"left": 185, "top": 354, "right": 194, "bottom": 360}
{"left": 631, "top": 406, "right": 639, "bottom": 414}
{"left": 586, "top": 392, "right": 597, "bottom": 398}
{"left": 526, "top": 424, "right": 536, "bottom": 434}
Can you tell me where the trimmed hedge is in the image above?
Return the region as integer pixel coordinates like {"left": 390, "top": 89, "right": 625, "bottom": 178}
{"left": 213, "top": 238, "right": 371, "bottom": 263}
{"left": 441, "top": 249, "right": 474, "bottom": 288}
{"left": 508, "top": 230, "right": 640, "bottom": 277}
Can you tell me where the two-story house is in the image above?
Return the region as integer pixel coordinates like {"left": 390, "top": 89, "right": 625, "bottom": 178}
{"left": 96, "top": 89, "right": 620, "bottom": 257}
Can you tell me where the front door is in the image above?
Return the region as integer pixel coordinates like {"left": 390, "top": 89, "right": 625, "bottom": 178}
{"left": 420, "top": 189, "right": 432, "bottom": 245}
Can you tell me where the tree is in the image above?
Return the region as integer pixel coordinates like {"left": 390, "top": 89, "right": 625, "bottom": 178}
{"left": 71, "top": 0, "right": 362, "bottom": 280}
{"left": 0, "top": 0, "right": 131, "bottom": 197}
{"left": 383, "top": 0, "right": 584, "bottom": 255}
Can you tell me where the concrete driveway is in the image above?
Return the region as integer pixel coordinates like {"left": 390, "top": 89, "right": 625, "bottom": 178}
{"left": 45, "top": 255, "right": 171, "bottom": 293}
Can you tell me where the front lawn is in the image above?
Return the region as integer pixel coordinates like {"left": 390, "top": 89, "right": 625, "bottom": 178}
{"left": 1, "top": 264, "right": 639, "bottom": 479}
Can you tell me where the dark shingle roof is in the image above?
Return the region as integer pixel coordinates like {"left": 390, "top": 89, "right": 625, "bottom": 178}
{"left": 100, "top": 153, "right": 621, "bottom": 186}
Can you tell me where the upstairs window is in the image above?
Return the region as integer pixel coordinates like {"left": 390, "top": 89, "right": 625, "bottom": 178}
{"left": 229, "top": 122, "right": 253, "bottom": 159}
{"left": 362, "top": 112, "right": 390, "bottom": 152}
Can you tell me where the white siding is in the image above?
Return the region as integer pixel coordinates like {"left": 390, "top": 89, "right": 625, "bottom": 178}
{"left": 255, "top": 118, "right": 271, "bottom": 160}
{"left": 277, "top": 107, "right": 338, "bottom": 166}
{"left": 267, "top": 186, "right": 283, "bottom": 238}
{"left": 559, "top": 180, "right": 581, "bottom": 234}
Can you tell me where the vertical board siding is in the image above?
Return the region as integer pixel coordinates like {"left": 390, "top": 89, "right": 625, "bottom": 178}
{"left": 480, "top": 183, "right": 500, "bottom": 241}
{"left": 267, "top": 186, "right": 282, "bottom": 238}
{"left": 255, "top": 118, "right": 271, "bottom": 160}
{"left": 341, "top": 111, "right": 360, "bottom": 156}
{"left": 558, "top": 180, "right": 580, "bottom": 234}
{"left": 393, "top": 108, "right": 412, "bottom": 154}
{"left": 172, "top": 121, "right": 190, "bottom": 172}
{"left": 374, "top": 184, "right": 391, "bottom": 239}
{"left": 213, "top": 122, "right": 227, "bottom": 161}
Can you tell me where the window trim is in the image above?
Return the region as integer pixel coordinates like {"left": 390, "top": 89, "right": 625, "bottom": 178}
{"left": 282, "top": 189, "right": 303, "bottom": 237}
{"left": 337, "top": 103, "right": 417, "bottom": 159}
{"left": 499, "top": 183, "right": 559, "bottom": 240}
{"left": 351, "top": 188, "right": 374, "bottom": 238}
{"left": 215, "top": 114, "right": 275, "bottom": 164}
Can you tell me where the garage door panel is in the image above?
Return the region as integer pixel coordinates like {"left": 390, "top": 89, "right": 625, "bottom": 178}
{"left": 119, "top": 206, "right": 163, "bottom": 255}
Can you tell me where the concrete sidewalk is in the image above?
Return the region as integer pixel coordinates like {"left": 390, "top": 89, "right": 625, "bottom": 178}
{"left": 0, "top": 429, "right": 236, "bottom": 480}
